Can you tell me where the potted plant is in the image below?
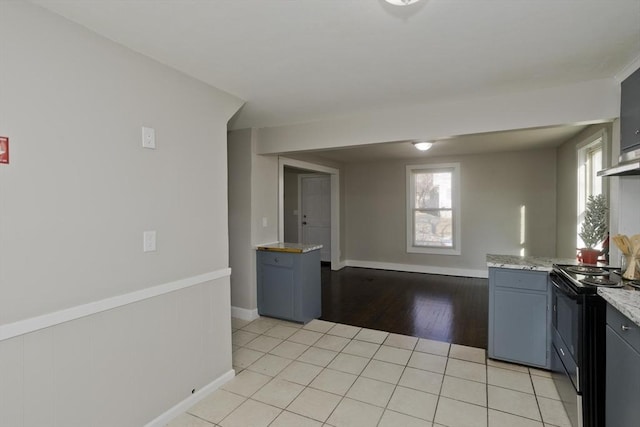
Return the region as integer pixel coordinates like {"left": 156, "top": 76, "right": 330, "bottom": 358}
{"left": 578, "top": 194, "right": 608, "bottom": 264}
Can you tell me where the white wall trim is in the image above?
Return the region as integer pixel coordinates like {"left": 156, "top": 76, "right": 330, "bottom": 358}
{"left": 144, "top": 369, "right": 236, "bottom": 427}
{"left": 615, "top": 55, "right": 640, "bottom": 82}
{"left": 345, "top": 260, "right": 488, "bottom": 279}
{"left": 0, "top": 268, "right": 232, "bottom": 342}
{"left": 231, "top": 306, "right": 260, "bottom": 321}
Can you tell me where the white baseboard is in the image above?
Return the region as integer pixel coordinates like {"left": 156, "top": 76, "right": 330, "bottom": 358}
{"left": 344, "top": 260, "right": 488, "bottom": 279}
{"left": 332, "top": 260, "right": 347, "bottom": 271}
{"left": 231, "top": 306, "right": 259, "bottom": 321}
{"left": 145, "top": 369, "right": 236, "bottom": 427}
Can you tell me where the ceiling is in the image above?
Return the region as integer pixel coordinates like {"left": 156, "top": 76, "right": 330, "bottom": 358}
{"left": 31, "top": 0, "right": 639, "bottom": 161}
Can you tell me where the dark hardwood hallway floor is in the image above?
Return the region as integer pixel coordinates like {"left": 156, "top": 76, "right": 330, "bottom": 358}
{"left": 319, "top": 266, "right": 489, "bottom": 349}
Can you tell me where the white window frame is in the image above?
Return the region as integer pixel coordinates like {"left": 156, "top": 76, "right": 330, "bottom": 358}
{"left": 406, "top": 163, "right": 461, "bottom": 255}
{"left": 576, "top": 129, "right": 607, "bottom": 249}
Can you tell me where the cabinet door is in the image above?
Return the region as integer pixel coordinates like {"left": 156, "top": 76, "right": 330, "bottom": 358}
{"left": 606, "top": 325, "right": 640, "bottom": 426}
{"left": 621, "top": 67, "right": 640, "bottom": 152}
{"left": 259, "top": 264, "right": 295, "bottom": 319}
{"left": 492, "top": 288, "right": 548, "bottom": 367}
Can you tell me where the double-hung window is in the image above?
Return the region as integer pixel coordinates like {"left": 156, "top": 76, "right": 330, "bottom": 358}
{"left": 406, "top": 163, "right": 461, "bottom": 255}
{"left": 577, "top": 131, "right": 606, "bottom": 249}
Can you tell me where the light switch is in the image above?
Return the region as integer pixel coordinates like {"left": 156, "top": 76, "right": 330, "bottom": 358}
{"left": 142, "top": 126, "right": 156, "bottom": 149}
{"left": 143, "top": 230, "right": 157, "bottom": 252}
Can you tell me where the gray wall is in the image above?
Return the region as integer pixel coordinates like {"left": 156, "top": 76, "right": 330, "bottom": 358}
{"left": 0, "top": 2, "right": 242, "bottom": 425}
{"left": 344, "top": 148, "right": 558, "bottom": 274}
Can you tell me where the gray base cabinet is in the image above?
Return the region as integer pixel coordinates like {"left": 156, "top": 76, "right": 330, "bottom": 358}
{"left": 606, "top": 304, "right": 640, "bottom": 427}
{"left": 257, "top": 249, "right": 321, "bottom": 323}
{"left": 488, "top": 268, "right": 551, "bottom": 368}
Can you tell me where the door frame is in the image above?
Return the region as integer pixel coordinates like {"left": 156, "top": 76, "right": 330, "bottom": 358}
{"left": 278, "top": 157, "right": 341, "bottom": 270}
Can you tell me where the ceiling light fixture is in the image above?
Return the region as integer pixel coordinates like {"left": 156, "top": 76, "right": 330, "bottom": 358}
{"left": 384, "top": 0, "right": 421, "bottom": 6}
{"left": 413, "top": 141, "right": 433, "bottom": 151}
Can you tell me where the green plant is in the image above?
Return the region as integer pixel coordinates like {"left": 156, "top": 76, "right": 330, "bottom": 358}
{"left": 579, "top": 194, "right": 608, "bottom": 249}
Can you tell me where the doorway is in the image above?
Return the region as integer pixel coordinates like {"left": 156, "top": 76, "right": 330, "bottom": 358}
{"left": 299, "top": 174, "right": 331, "bottom": 262}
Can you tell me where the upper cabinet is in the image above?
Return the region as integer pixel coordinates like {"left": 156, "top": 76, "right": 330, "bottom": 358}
{"left": 621, "top": 67, "right": 640, "bottom": 157}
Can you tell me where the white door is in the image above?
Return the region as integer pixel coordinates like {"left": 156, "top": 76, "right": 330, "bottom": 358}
{"left": 300, "top": 175, "right": 331, "bottom": 262}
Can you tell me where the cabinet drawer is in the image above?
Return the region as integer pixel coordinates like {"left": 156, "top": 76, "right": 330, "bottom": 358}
{"left": 493, "top": 269, "right": 548, "bottom": 292}
{"left": 607, "top": 304, "right": 640, "bottom": 353}
{"left": 259, "top": 251, "right": 294, "bottom": 268}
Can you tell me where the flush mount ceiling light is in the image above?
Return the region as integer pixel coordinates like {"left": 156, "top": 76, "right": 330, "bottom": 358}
{"left": 413, "top": 141, "right": 433, "bottom": 151}
{"left": 385, "top": 0, "right": 421, "bottom": 5}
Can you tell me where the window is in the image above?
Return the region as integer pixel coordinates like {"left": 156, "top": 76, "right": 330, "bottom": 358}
{"left": 577, "top": 131, "right": 606, "bottom": 248}
{"left": 406, "top": 163, "right": 461, "bottom": 255}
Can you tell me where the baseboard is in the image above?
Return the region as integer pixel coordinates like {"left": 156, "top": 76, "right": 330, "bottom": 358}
{"left": 344, "top": 260, "right": 488, "bottom": 279}
{"left": 332, "top": 260, "right": 347, "bottom": 271}
{"left": 145, "top": 369, "right": 236, "bottom": 427}
{"left": 231, "top": 306, "right": 259, "bottom": 321}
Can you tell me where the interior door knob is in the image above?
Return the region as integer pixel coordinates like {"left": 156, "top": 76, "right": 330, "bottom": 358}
{"left": 302, "top": 221, "right": 307, "bottom": 225}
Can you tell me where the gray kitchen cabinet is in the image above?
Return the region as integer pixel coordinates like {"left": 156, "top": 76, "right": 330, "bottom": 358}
{"left": 606, "top": 304, "right": 640, "bottom": 427}
{"left": 621, "top": 67, "right": 640, "bottom": 154}
{"left": 488, "top": 268, "right": 551, "bottom": 368}
{"left": 256, "top": 245, "right": 321, "bottom": 323}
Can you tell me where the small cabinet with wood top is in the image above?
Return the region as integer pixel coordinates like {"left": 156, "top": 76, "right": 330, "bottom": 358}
{"left": 488, "top": 268, "right": 551, "bottom": 368}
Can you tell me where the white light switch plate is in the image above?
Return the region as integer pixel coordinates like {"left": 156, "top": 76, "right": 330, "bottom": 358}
{"left": 142, "top": 126, "right": 156, "bottom": 149}
{"left": 143, "top": 230, "right": 157, "bottom": 252}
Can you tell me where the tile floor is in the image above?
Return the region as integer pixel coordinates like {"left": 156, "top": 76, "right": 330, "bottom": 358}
{"left": 167, "top": 317, "right": 571, "bottom": 427}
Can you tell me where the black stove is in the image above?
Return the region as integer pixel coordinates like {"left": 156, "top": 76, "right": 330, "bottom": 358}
{"left": 553, "top": 264, "right": 636, "bottom": 294}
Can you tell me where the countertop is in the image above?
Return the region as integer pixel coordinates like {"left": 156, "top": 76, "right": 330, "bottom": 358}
{"left": 256, "top": 242, "right": 323, "bottom": 254}
{"left": 487, "top": 254, "right": 579, "bottom": 272}
{"left": 598, "top": 287, "right": 640, "bottom": 327}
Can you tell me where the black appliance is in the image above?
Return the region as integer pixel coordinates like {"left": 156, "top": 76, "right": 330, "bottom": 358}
{"left": 549, "top": 264, "right": 631, "bottom": 427}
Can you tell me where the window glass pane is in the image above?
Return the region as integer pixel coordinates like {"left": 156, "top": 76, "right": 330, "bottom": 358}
{"left": 414, "top": 171, "right": 452, "bottom": 209}
{"left": 414, "top": 210, "right": 452, "bottom": 247}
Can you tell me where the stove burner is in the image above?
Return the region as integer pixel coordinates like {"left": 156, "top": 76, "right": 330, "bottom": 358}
{"left": 627, "top": 281, "right": 640, "bottom": 289}
{"left": 580, "top": 277, "right": 621, "bottom": 287}
{"left": 566, "top": 266, "right": 608, "bottom": 276}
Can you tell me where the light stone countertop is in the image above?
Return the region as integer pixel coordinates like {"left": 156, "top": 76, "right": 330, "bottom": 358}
{"left": 598, "top": 287, "right": 640, "bottom": 327}
{"left": 256, "top": 242, "right": 323, "bottom": 254}
{"left": 487, "top": 254, "right": 579, "bottom": 272}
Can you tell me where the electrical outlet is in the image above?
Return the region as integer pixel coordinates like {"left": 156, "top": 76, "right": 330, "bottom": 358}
{"left": 142, "top": 126, "right": 156, "bottom": 149}
{"left": 143, "top": 230, "right": 157, "bottom": 252}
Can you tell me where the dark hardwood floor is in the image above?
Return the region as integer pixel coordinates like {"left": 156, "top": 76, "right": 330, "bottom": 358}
{"left": 319, "top": 266, "right": 489, "bottom": 349}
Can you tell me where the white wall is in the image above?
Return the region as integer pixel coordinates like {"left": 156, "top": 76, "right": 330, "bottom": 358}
{"left": 0, "top": 2, "right": 242, "bottom": 425}
{"left": 344, "top": 149, "right": 558, "bottom": 276}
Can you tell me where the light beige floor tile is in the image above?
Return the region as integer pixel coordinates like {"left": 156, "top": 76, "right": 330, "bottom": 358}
{"left": 440, "top": 375, "right": 487, "bottom": 406}
{"left": 434, "top": 396, "right": 487, "bottom": 427}
{"left": 346, "top": 376, "right": 396, "bottom": 407}
{"left": 361, "top": 359, "right": 404, "bottom": 384}
{"left": 251, "top": 378, "right": 305, "bottom": 409}
{"left": 327, "top": 353, "right": 370, "bottom": 375}
{"left": 309, "top": 368, "right": 357, "bottom": 395}
{"left": 269, "top": 340, "right": 309, "bottom": 360}
{"left": 231, "top": 317, "right": 251, "bottom": 331}
{"left": 242, "top": 318, "right": 280, "bottom": 335}
{"left": 327, "top": 323, "right": 361, "bottom": 339}
{"left": 303, "top": 319, "right": 336, "bottom": 333}
{"left": 487, "top": 366, "right": 534, "bottom": 394}
{"left": 233, "top": 347, "right": 265, "bottom": 370}
{"left": 488, "top": 385, "right": 541, "bottom": 421}
{"left": 445, "top": 358, "right": 487, "bottom": 383}
{"left": 232, "top": 330, "right": 259, "bottom": 347}
{"left": 269, "top": 410, "right": 322, "bottom": 427}
{"left": 263, "top": 325, "right": 299, "bottom": 340}
{"left": 221, "top": 370, "right": 271, "bottom": 397}
{"left": 398, "top": 366, "right": 443, "bottom": 395}
{"left": 167, "top": 412, "right": 215, "bottom": 427}
{"left": 415, "top": 338, "right": 450, "bottom": 356}
{"left": 408, "top": 351, "right": 448, "bottom": 374}
{"left": 286, "top": 387, "right": 341, "bottom": 422}
{"left": 486, "top": 358, "right": 529, "bottom": 373}
{"left": 528, "top": 367, "right": 552, "bottom": 378}
{"left": 297, "top": 346, "right": 338, "bottom": 367}
{"left": 354, "top": 328, "right": 389, "bottom": 344}
{"left": 313, "top": 334, "right": 350, "bottom": 352}
{"left": 244, "top": 335, "right": 283, "bottom": 353}
{"left": 537, "top": 397, "right": 572, "bottom": 427}
{"left": 247, "top": 354, "right": 292, "bottom": 377}
{"left": 384, "top": 333, "right": 418, "bottom": 350}
{"left": 341, "top": 340, "right": 380, "bottom": 358}
{"left": 387, "top": 385, "right": 438, "bottom": 421}
{"left": 450, "top": 344, "right": 486, "bottom": 364}
{"left": 288, "top": 329, "right": 323, "bottom": 346}
{"left": 531, "top": 376, "right": 560, "bottom": 400}
{"left": 326, "top": 397, "right": 384, "bottom": 427}
{"left": 378, "top": 410, "right": 432, "bottom": 427}
{"left": 488, "top": 409, "right": 544, "bottom": 427}
{"left": 275, "top": 361, "right": 323, "bottom": 386}
{"left": 219, "top": 398, "right": 281, "bottom": 427}
{"left": 374, "top": 345, "right": 412, "bottom": 365}
{"left": 187, "top": 389, "right": 245, "bottom": 424}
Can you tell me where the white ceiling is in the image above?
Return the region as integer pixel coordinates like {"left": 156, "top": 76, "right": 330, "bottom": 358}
{"left": 32, "top": 0, "right": 640, "bottom": 131}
